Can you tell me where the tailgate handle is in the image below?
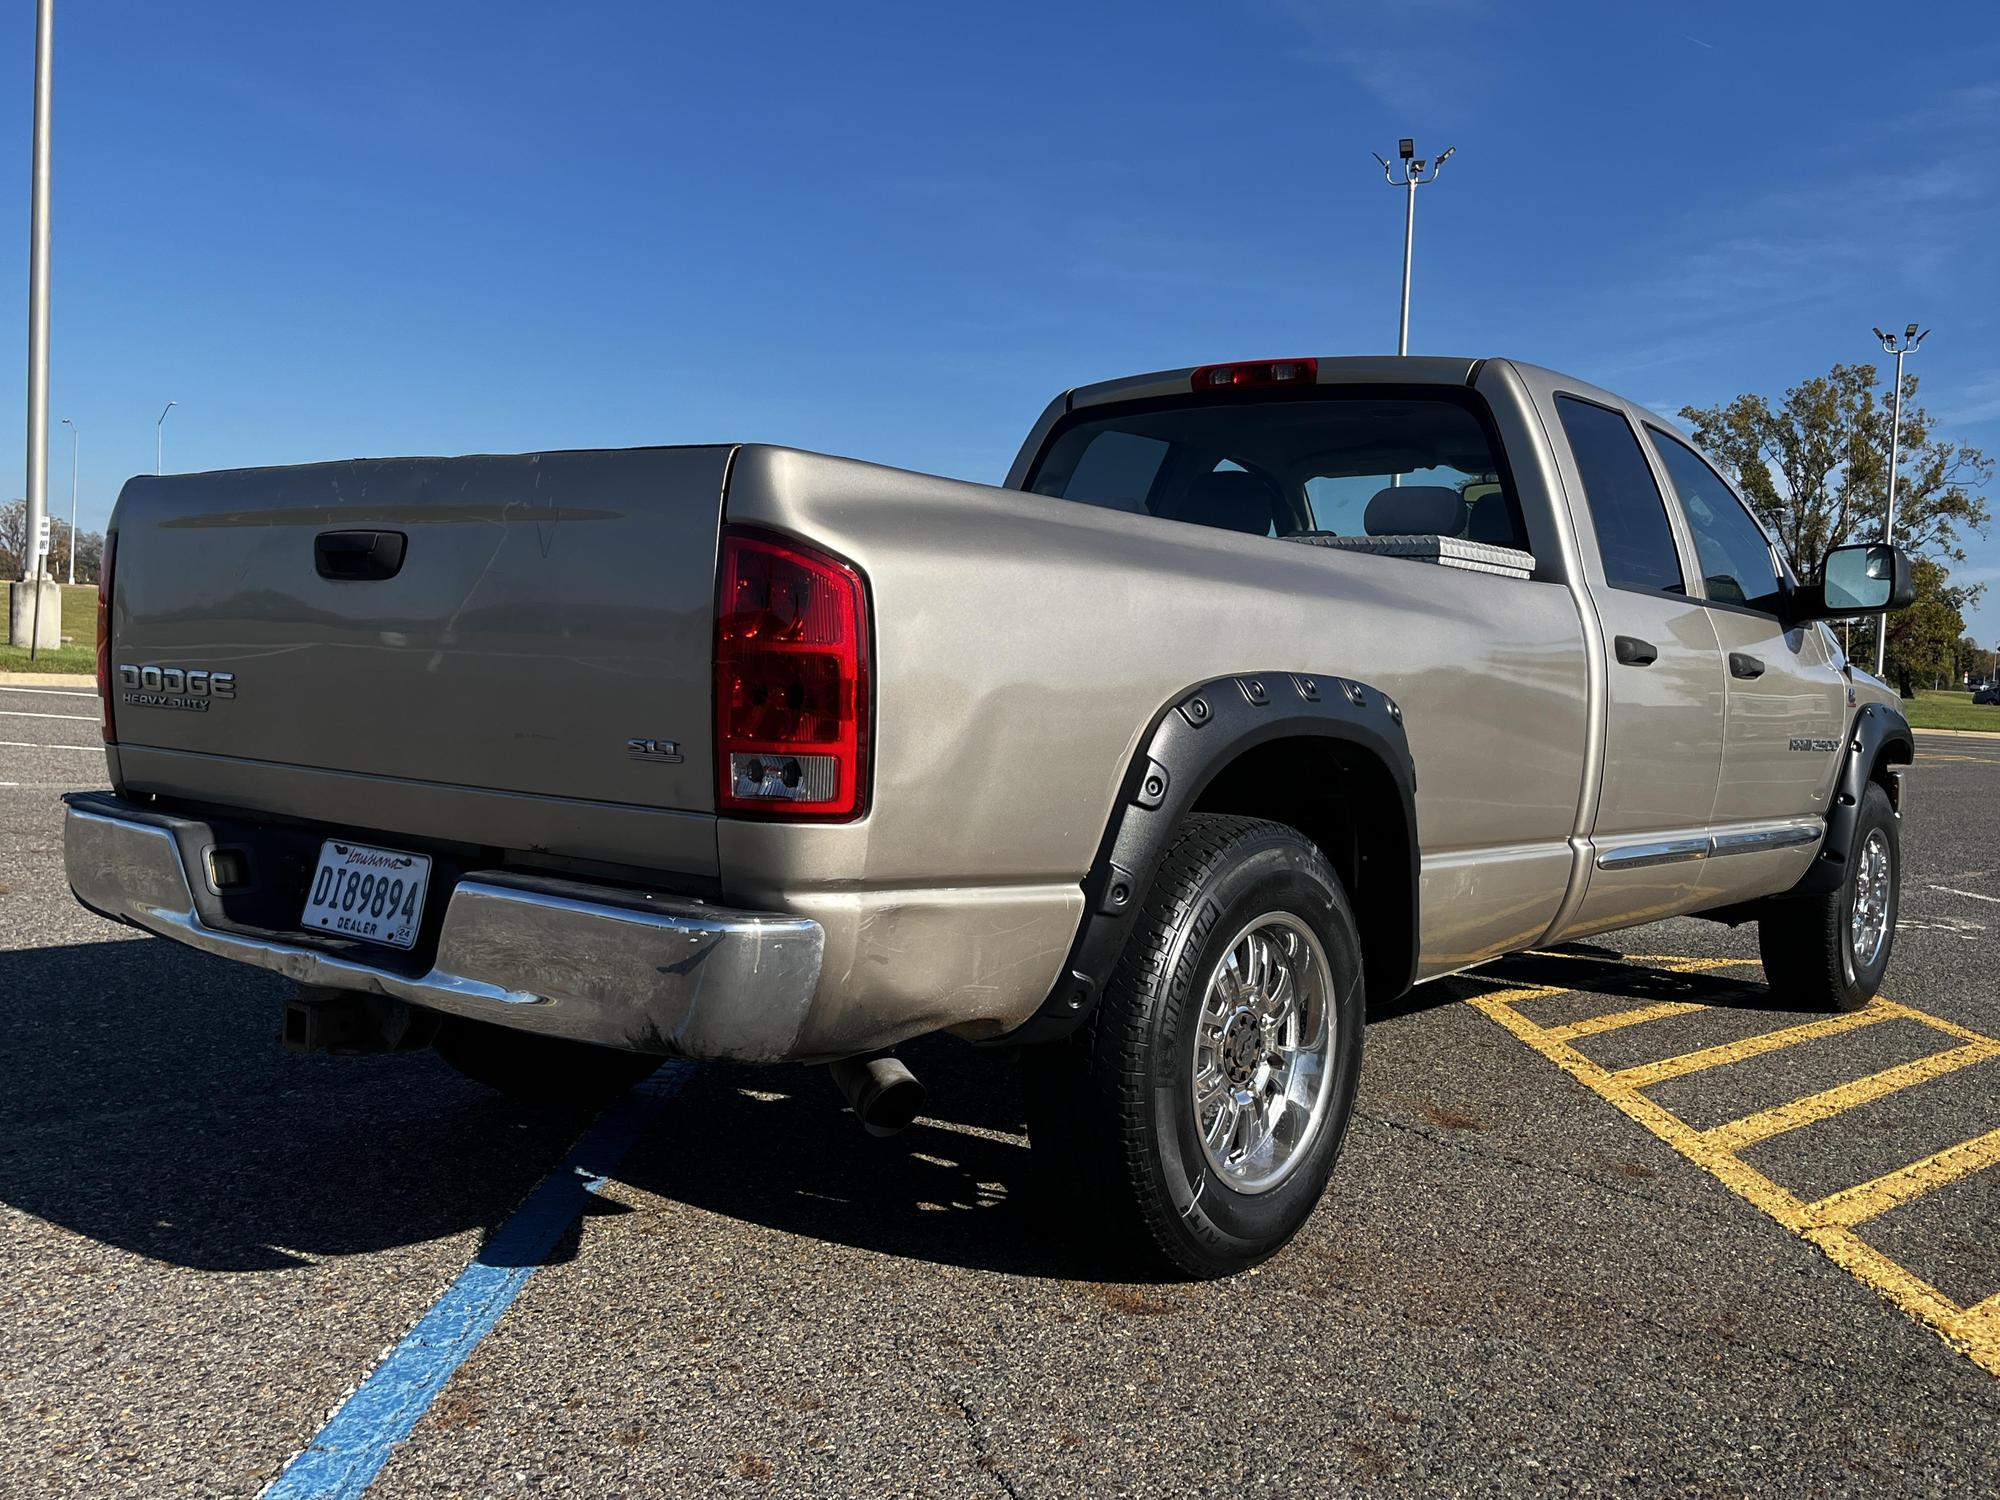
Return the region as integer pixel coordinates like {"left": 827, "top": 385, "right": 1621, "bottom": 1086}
{"left": 315, "top": 530, "right": 407, "bottom": 581}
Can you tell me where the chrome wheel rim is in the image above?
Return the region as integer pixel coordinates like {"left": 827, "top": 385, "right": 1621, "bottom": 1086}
{"left": 1850, "top": 828, "right": 1892, "bottom": 972}
{"left": 1190, "top": 912, "right": 1336, "bottom": 1196}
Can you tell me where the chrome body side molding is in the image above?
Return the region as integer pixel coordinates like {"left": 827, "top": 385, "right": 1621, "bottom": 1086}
{"left": 1594, "top": 821, "right": 1823, "bottom": 871}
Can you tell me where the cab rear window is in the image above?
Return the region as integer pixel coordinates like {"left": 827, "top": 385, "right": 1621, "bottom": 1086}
{"left": 1025, "top": 389, "right": 1525, "bottom": 550}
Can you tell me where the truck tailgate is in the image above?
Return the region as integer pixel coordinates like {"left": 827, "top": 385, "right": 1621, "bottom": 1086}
{"left": 108, "top": 446, "right": 730, "bottom": 828}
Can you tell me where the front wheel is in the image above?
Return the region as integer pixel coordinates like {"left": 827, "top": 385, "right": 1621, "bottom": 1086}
{"left": 1021, "top": 814, "right": 1366, "bottom": 1278}
{"left": 1758, "top": 781, "right": 1900, "bottom": 1012}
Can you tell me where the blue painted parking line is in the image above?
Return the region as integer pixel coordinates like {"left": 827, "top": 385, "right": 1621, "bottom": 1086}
{"left": 261, "top": 1061, "right": 696, "bottom": 1499}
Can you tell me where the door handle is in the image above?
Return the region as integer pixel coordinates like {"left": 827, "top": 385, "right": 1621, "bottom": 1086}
{"left": 315, "top": 530, "right": 407, "bottom": 581}
{"left": 1614, "top": 635, "right": 1658, "bottom": 666}
{"left": 1729, "top": 652, "right": 1766, "bottom": 679}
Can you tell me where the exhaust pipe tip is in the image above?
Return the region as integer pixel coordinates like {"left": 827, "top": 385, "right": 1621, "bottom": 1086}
{"left": 829, "top": 1052, "right": 926, "bottom": 1137}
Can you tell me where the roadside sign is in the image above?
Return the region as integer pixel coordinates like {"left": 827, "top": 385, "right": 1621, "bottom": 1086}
{"left": 34, "top": 514, "right": 50, "bottom": 557}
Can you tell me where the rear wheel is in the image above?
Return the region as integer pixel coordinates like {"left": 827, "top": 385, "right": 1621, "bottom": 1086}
{"left": 1757, "top": 781, "right": 1899, "bottom": 1012}
{"left": 432, "top": 1016, "right": 662, "bottom": 1107}
{"left": 1021, "top": 814, "right": 1365, "bottom": 1278}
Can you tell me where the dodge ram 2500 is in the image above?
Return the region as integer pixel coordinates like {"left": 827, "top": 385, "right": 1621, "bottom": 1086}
{"left": 65, "top": 354, "right": 1916, "bottom": 1276}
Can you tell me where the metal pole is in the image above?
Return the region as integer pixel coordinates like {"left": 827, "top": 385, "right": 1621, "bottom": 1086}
{"left": 156, "top": 399, "right": 174, "bottom": 475}
{"left": 1398, "top": 177, "right": 1415, "bottom": 357}
{"left": 1876, "top": 346, "right": 1906, "bottom": 676}
{"left": 62, "top": 417, "right": 76, "bottom": 584}
{"left": 1375, "top": 142, "right": 1451, "bottom": 359}
{"left": 23, "top": 0, "right": 53, "bottom": 658}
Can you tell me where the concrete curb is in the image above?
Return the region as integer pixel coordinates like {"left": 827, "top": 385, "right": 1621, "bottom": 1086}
{"left": 0, "top": 671, "right": 94, "bottom": 688}
{"left": 1911, "top": 725, "right": 2000, "bottom": 740}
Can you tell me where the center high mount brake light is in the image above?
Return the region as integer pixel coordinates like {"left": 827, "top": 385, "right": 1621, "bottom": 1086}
{"left": 1188, "top": 358, "right": 1318, "bottom": 392}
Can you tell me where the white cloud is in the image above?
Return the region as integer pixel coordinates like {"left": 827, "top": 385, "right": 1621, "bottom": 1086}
{"left": 1937, "top": 370, "right": 2000, "bottom": 428}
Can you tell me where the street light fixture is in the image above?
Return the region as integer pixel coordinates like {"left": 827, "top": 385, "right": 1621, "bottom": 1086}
{"left": 60, "top": 416, "right": 76, "bottom": 584}
{"left": 1373, "top": 139, "right": 1456, "bottom": 357}
{"left": 1870, "top": 323, "right": 1930, "bottom": 674}
{"left": 156, "top": 399, "right": 175, "bottom": 475}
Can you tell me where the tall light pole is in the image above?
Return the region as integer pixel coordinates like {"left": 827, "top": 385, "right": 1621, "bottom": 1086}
{"left": 21, "top": 0, "right": 54, "bottom": 660}
{"left": 1373, "top": 138, "right": 1455, "bottom": 356}
{"left": 1870, "top": 323, "right": 1929, "bottom": 674}
{"left": 156, "top": 399, "right": 175, "bottom": 475}
{"left": 60, "top": 416, "right": 76, "bottom": 584}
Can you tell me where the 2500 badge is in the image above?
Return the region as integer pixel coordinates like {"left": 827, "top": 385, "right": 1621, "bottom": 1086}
{"left": 118, "top": 664, "right": 236, "bottom": 712}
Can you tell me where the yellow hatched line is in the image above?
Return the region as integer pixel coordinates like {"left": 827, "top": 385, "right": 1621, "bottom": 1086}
{"left": 1615, "top": 1004, "right": 1904, "bottom": 1088}
{"left": 1468, "top": 979, "right": 2000, "bottom": 1378}
{"left": 1449, "top": 978, "right": 1569, "bottom": 1005}
{"left": 1807, "top": 1125, "right": 2000, "bottom": 1229}
{"left": 1891, "top": 1006, "right": 2000, "bottom": 1047}
{"left": 1523, "top": 952, "right": 1757, "bottom": 970}
{"left": 1944, "top": 1295, "right": 2000, "bottom": 1372}
{"left": 1700, "top": 1041, "right": 2000, "bottom": 1154}
{"left": 1520, "top": 956, "right": 1760, "bottom": 968}
{"left": 1540, "top": 1000, "right": 1709, "bottom": 1042}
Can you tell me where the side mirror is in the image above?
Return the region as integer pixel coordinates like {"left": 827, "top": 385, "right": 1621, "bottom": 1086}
{"left": 1789, "top": 542, "right": 1914, "bottom": 622}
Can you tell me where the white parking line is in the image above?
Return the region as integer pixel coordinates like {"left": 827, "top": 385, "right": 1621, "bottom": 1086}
{"left": 0, "top": 684, "right": 95, "bottom": 698}
{"left": 0, "top": 739, "right": 101, "bottom": 753}
{"left": 1931, "top": 884, "right": 2000, "bottom": 906}
{"left": 1900, "top": 916, "right": 1984, "bottom": 940}
{"left": 0, "top": 709, "right": 97, "bottom": 722}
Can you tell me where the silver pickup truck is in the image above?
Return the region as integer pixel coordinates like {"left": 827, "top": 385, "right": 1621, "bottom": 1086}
{"left": 65, "top": 354, "right": 1915, "bottom": 1276}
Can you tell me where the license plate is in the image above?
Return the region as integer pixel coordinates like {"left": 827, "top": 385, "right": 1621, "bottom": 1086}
{"left": 300, "top": 839, "right": 431, "bottom": 950}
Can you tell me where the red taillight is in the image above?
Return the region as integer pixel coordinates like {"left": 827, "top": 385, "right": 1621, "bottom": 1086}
{"left": 96, "top": 529, "right": 117, "bottom": 744}
{"left": 1188, "top": 357, "right": 1318, "bottom": 391}
{"left": 714, "top": 527, "right": 870, "bottom": 819}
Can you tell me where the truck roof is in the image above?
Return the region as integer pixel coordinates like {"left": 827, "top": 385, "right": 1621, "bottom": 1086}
{"left": 1068, "top": 355, "right": 1482, "bottom": 411}
{"left": 1004, "top": 356, "right": 1695, "bottom": 493}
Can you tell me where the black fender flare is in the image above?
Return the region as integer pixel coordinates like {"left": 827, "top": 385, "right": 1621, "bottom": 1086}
{"left": 1785, "top": 700, "right": 1914, "bottom": 898}
{"left": 1000, "top": 672, "right": 1419, "bottom": 1046}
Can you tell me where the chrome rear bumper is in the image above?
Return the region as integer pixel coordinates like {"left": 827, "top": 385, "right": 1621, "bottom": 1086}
{"left": 62, "top": 793, "right": 824, "bottom": 1063}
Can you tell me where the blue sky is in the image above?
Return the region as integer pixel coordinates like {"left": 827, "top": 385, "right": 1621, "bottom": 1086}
{"left": 5, "top": 1, "right": 1999, "bottom": 638}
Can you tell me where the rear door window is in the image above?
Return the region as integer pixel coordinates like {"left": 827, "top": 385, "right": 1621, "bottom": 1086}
{"left": 1026, "top": 391, "right": 1526, "bottom": 549}
{"left": 1555, "top": 395, "right": 1685, "bottom": 594}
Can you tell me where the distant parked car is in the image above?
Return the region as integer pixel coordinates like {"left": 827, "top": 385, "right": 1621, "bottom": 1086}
{"left": 1975, "top": 683, "right": 2000, "bottom": 706}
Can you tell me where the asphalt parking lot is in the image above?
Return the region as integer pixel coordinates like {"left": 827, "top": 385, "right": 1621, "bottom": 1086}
{"left": 3, "top": 677, "right": 1998, "bottom": 1497}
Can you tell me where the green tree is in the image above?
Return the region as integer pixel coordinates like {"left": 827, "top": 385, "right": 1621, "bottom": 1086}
{"left": 1952, "top": 635, "right": 1983, "bottom": 686}
{"left": 67, "top": 527, "right": 104, "bottom": 585}
{"left": 0, "top": 497, "right": 24, "bottom": 576}
{"left": 1882, "top": 558, "right": 1970, "bottom": 694}
{"left": 1681, "top": 363, "right": 1992, "bottom": 698}
{"left": 0, "top": 499, "right": 103, "bottom": 583}
{"left": 1680, "top": 363, "right": 1991, "bottom": 575}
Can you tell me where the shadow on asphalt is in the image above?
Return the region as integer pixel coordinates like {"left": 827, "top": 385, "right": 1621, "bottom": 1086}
{"left": 0, "top": 937, "right": 1092, "bottom": 1280}
{"left": 0, "top": 932, "right": 1812, "bottom": 1283}
{"left": 1371, "top": 940, "right": 1800, "bottom": 1020}
{"left": 0, "top": 937, "right": 607, "bottom": 1273}
{"left": 608, "top": 1031, "right": 1098, "bottom": 1282}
